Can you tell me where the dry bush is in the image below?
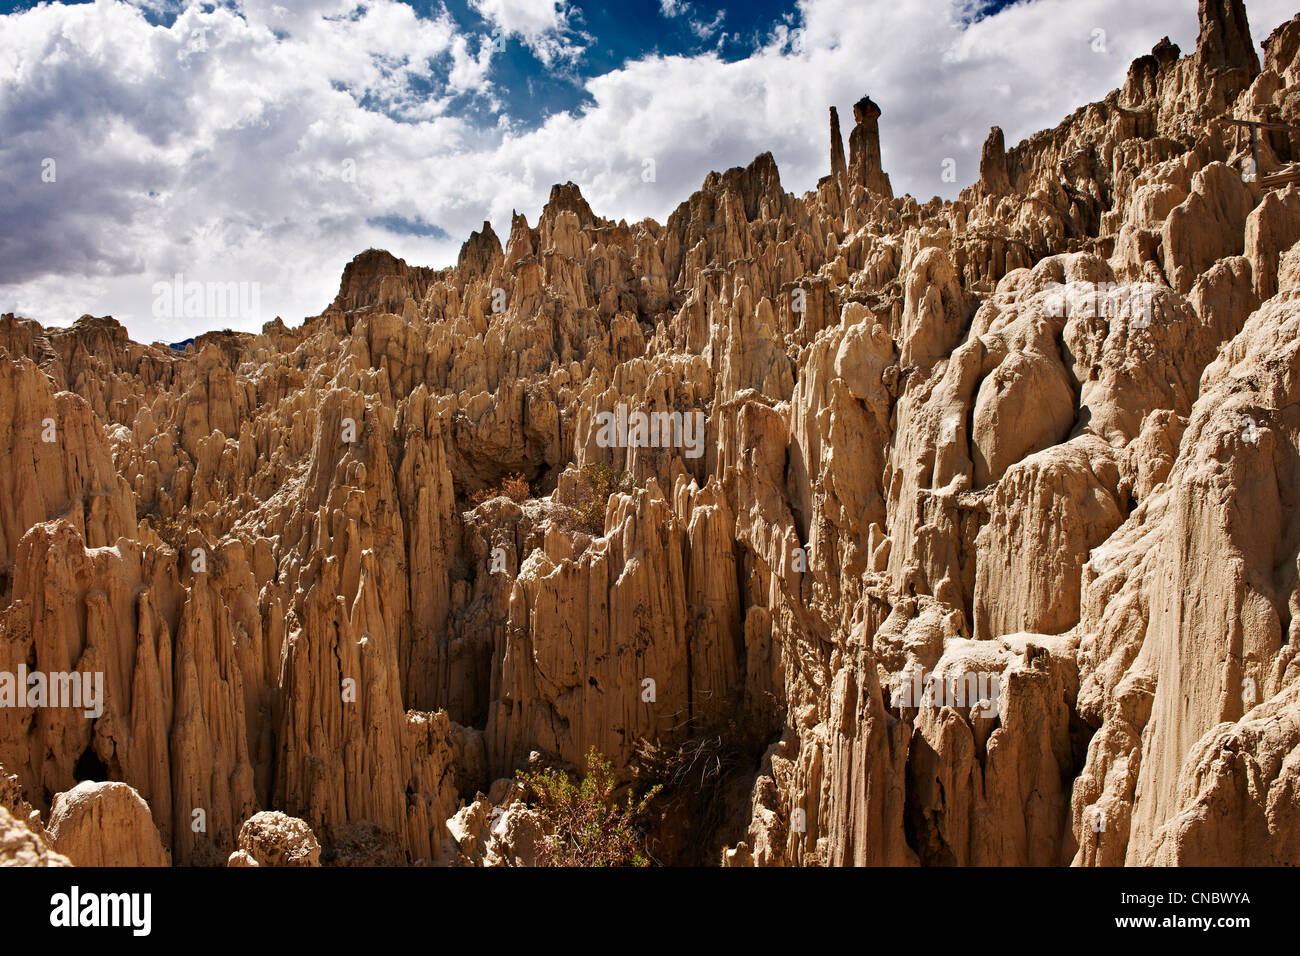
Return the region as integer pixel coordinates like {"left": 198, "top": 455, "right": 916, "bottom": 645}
{"left": 631, "top": 698, "right": 777, "bottom": 865}
{"left": 471, "top": 473, "right": 531, "bottom": 506}
{"left": 554, "top": 463, "right": 635, "bottom": 536}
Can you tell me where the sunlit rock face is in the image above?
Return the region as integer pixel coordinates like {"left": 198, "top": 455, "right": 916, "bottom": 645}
{"left": 3, "top": 0, "right": 1300, "bottom": 869}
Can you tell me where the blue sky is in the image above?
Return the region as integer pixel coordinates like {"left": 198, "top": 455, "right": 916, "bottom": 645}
{"left": 0, "top": 0, "right": 1294, "bottom": 341}
{"left": 1, "top": 0, "right": 811, "bottom": 128}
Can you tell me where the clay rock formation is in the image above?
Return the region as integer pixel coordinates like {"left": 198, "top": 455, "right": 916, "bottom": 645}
{"left": 847, "top": 96, "right": 894, "bottom": 199}
{"left": 0, "top": 806, "right": 70, "bottom": 866}
{"left": 1, "top": 0, "right": 1299, "bottom": 869}
{"left": 48, "top": 781, "right": 170, "bottom": 867}
{"left": 444, "top": 779, "right": 543, "bottom": 867}
{"left": 227, "top": 811, "right": 322, "bottom": 867}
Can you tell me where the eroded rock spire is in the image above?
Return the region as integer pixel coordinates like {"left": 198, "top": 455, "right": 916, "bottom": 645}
{"left": 847, "top": 95, "right": 893, "bottom": 198}
{"left": 829, "top": 105, "right": 849, "bottom": 193}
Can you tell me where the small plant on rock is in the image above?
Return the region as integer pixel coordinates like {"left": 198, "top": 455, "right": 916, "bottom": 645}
{"left": 148, "top": 513, "right": 187, "bottom": 552}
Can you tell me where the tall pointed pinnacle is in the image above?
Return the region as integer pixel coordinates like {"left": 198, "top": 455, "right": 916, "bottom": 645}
{"left": 829, "top": 106, "right": 849, "bottom": 193}
{"left": 1197, "top": 0, "right": 1259, "bottom": 73}
{"left": 847, "top": 95, "right": 893, "bottom": 199}
{"left": 457, "top": 220, "right": 502, "bottom": 278}
{"left": 978, "top": 126, "right": 1011, "bottom": 196}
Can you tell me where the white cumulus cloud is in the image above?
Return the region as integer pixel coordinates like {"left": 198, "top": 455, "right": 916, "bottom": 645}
{"left": 0, "top": 0, "right": 1295, "bottom": 342}
{"left": 469, "top": 0, "right": 590, "bottom": 65}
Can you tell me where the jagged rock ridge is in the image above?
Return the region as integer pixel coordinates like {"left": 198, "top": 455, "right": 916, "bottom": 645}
{"left": 1, "top": 0, "right": 1299, "bottom": 867}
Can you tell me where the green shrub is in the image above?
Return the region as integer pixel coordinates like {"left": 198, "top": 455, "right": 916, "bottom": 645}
{"left": 517, "top": 747, "right": 660, "bottom": 867}
{"left": 150, "top": 514, "right": 187, "bottom": 552}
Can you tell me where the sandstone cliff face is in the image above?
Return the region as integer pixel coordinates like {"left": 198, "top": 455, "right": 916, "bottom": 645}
{"left": 2, "top": 0, "right": 1300, "bottom": 868}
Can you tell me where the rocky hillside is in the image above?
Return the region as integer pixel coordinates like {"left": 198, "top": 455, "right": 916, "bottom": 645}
{"left": 3, "top": 0, "right": 1300, "bottom": 867}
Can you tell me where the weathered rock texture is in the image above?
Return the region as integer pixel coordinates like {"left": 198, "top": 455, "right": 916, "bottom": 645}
{"left": 0, "top": 806, "right": 70, "bottom": 866}
{"left": 227, "top": 811, "right": 322, "bottom": 867}
{"left": 1, "top": 0, "right": 1299, "bottom": 867}
{"left": 48, "top": 781, "right": 170, "bottom": 867}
